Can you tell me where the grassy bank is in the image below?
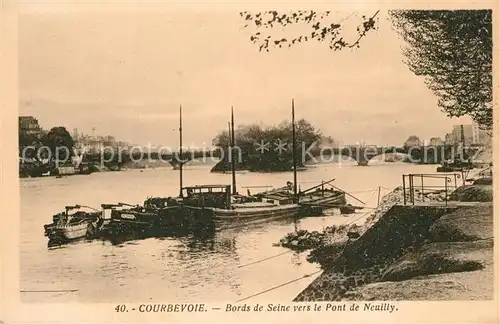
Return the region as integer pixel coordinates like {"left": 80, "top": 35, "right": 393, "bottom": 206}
{"left": 276, "top": 186, "right": 445, "bottom": 269}
{"left": 292, "top": 184, "right": 494, "bottom": 301}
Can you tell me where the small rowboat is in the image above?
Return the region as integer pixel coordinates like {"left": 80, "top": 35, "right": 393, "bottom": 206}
{"left": 340, "top": 204, "right": 356, "bottom": 215}
{"left": 44, "top": 205, "right": 101, "bottom": 245}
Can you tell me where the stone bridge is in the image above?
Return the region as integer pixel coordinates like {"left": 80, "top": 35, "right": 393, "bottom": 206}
{"left": 326, "top": 146, "right": 407, "bottom": 166}
{"left": 83, "top": 150, "right": 216, "bottom": 169}
{"left": 310, "top": 145, "right": 481, "bottom": 166}
{"left": 83, "top": 145, "right": 481, "bottom": 168}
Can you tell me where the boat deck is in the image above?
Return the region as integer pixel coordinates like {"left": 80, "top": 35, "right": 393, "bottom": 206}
{"left": 231, "top": 202, "right": 277, "bottom": 209}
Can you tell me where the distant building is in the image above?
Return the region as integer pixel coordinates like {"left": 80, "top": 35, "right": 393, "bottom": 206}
{"left": 74, "top": 132, "right": 130, "bottom": 155}
{"left": 446, "top": 124, "right": 474, "bottom": 146}
{"left": 444, "top": 132, "right": 453, "bottom": 145}
{"left": 472, "top": 123, "right": 480, "bottom": 144}
{"left": 472, "top": 122, "right": 491, "bottom": 146}
{"left": 73, "top": 128, "right": 79, "bottom": 142}
{"left": 429, "top": 137, "right": 444, "bottom": 146}
{"left": 19, "top": 116, "right": 42, "bottom": 137}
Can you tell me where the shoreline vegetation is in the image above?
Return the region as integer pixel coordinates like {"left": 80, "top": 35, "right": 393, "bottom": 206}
{"left": 276, "top": 183, "right": 493, "bottom": 301}
{"left": 18, "top": 160, "right": 123, "bottom": 178}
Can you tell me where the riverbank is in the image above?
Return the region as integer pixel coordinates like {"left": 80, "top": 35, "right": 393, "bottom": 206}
{"left": 275, "top": 186, "right": 413, "bottom": 267}
{"left": 19, "top": 163, "right": 122, "bottom": 178}
{"left": 292, "top": 184, "right": 494, "bottom": 301}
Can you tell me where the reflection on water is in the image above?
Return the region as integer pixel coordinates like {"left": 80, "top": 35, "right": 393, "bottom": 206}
{"left": 21, "top": 163, "right": 438, "bottom": 302}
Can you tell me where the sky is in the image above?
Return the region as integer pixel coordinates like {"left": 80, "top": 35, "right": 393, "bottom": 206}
{"left": 19, "top": 7, "right": 472, "bottom": 148}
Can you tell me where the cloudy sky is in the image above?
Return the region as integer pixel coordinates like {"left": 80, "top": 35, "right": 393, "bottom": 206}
{"left": 19, "top": 6, "right": 471, "bottom": 148}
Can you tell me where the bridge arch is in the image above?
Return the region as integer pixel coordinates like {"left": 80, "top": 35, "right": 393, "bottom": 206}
{"left": 312, "top": 146, "right": 409, "bottom": 166}
{"left": 361, "top": 152, "right": 413, "bottom": 165}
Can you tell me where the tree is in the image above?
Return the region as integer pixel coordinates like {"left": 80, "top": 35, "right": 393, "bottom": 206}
{"left": 404, "top": 135, "right": 421, "bottom": 148}
{"left": 212, "top": 119, "right": 326, "bottom": 172}
{"left": 18, "top": 132, "right": 38, "bottom": 155}
{"left": 240, "top": 10, "right": 380, "bottom": 52}
{"left": 41, "top": 127, "right": 74, "bottom": 162}
{"left": 390, "top": 10, "right": 493, "bottom": 131}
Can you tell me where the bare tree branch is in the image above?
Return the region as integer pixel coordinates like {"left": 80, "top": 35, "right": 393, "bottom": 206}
{"left": 240, "top": 10, "right": 379, "bottom": 52}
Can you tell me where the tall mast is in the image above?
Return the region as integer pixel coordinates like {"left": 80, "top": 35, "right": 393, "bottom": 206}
{"left": 227, "top": 121, "right": 232, "bottom": 172}
{"left": 179, "top": 105, "right": 183, "bottom": 197}
{"left": 460, "top": 124, "right": 466, "bottom": 156}
{"left": 292, "top": 99, "right": 298, "bottom": 198}
{"left": 230, "top": 106, "right": 237, "bottom": 195}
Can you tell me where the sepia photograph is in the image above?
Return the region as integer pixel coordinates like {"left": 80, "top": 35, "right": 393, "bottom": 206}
{"left": 1, "top": 1, "right": 498, "bottom": 323}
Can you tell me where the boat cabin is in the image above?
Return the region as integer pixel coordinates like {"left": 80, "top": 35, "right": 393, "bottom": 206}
{"left": 181, "top": 185, "right": 232, "bottom": 209}
{"left": 101, "top": 204, "right": 118, "bottom": 220}
{"left": 100, "top": 203, "right": 140, "bottom": 220}
{"left": 144, "top": 196, "right": 180, "bottom": 210}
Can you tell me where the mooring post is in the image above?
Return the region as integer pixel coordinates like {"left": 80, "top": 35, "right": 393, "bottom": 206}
{"left": 410, "top": 175, "right": 415, "bottom": 205}
{"left": 230, "top": 107, "right": 237, "bottom": 195}
{"left": 377, "top": 186, "right": 381, "bottom": 207}
{"left": 402, "top": 175, "right": 406, "bottom": 205}
{"left": 421, "top": 174, "right": 424, "bottom": 195}
{"left": 291, "top": 99, "right": 298, "bottom": 201}
{"left": 321, "top": 180, "right": 324, "bottom": 197}
{"left": 179, "top": 105, "right": 183, "bottom": 197}
{"left": 445, "top": 177, "right": 448, "bottom": 206}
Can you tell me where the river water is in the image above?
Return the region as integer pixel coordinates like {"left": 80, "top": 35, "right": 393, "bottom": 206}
{"left": 20, "top": 160, "right": 438, "bottom": 303}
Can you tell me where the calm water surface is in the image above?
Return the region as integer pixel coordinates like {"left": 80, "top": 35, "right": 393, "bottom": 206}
{"left": 20, "top": 161, "right": 438, "bottom": 302}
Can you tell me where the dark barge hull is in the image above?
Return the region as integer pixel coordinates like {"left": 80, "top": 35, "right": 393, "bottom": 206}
{"left": 182, "top": 204, "right": 300, "bottom": 230}
{"left": 99, "top": 205, "right": 215, "bottom": 239}
{"left": 436, "top": 166, "right": 473, "bottom": 172}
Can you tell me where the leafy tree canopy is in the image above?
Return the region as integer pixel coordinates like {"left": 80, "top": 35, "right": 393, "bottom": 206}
{"left": 212, "top": 119, "right": 326, "bottom": 172}
{"left": 390, "top": 10, "right": 493, "bottom": 131}
{"left": 41, "top": 126, "right": 74, "bottom": 161}
{"left": 403, "top": 135, "right": 422, "bottom": 148}
{"left": 19, "top": 132, "right": 38, "bottom": 149}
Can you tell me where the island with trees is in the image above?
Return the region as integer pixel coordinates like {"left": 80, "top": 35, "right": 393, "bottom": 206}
{"left": 210, "top": 119, "right": 333, "bottom": 173}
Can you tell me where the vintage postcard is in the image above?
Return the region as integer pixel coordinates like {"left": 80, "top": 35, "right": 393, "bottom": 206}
{"left": 1, "top": 0, "right": 498, "bottom": 323}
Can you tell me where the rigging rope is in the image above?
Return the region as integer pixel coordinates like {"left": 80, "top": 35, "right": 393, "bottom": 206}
{"left": 233, "top": 187, "right": 391, "bottom": 302}
{"left": 345, "top": 189, "right": 384, "bottom": 194}
{"left": 224, "top": 186, "right": 388, "bottom": 274}
{"left": 342, "top": 207, "right": 375, "bottom": 227}
{"left": 237, "top": 250, "right": 293, "bottom": 269}
{"left": 341, "top": 189, "right": 379, "bottom": 227}
{"left": 237, "top": 188, "right": 384, "bottom": 270}
{"left": 235, "top": 270, "right": 323, "bottom": 303}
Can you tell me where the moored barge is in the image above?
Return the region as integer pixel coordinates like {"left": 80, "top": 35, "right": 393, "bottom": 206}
{"left": 98, "top": 197, "right": 187, "bottom": 238}
{"left": 181, "top": 184, "right": 300, "bottom": 228}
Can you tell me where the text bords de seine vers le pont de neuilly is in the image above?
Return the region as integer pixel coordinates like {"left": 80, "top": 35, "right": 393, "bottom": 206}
{"left": 115, "top": 303, "right": 398, "bottom": 313}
